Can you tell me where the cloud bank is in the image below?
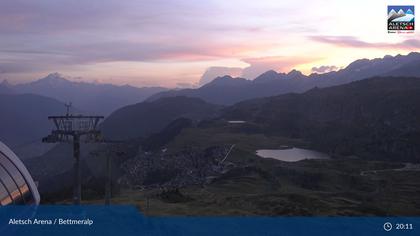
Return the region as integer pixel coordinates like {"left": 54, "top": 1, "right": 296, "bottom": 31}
{"left": 311, "top": 65, "right": 338, "bottom": 73}
{"left": 310, "top": 36, "right": 420, "bottom": 50}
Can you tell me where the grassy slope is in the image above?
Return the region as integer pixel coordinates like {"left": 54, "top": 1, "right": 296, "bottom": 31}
{"left": 102, "top": 126, "right": 420, "bottom": 216}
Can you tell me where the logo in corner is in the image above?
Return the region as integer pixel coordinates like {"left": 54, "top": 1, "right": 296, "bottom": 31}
{"left": 388, "top": 5, "right": 415, "bottom": 33}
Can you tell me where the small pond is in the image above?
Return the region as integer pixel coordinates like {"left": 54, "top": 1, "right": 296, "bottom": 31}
{"left": 256, "top": 148, "right": 329, "bottom": 162}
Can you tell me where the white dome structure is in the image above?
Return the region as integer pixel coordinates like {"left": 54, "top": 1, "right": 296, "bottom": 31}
{"left": 0, "top": 141, "right": 40, "bottom": 205}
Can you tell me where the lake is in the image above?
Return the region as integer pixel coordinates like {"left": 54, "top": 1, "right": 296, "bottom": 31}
{"left": 256, "top": 148, "right": 329, "bottom": 162}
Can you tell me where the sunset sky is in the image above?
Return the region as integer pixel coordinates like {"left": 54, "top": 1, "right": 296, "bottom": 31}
{"left": 1, "top": 0, "right": 419, "bottom": 87}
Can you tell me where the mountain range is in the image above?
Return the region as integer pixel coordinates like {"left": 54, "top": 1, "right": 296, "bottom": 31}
{"left": 148, "top": 52, "right": 420, "bottom": 105}
{"left": 2, "top": 52, "right": 420, "bottom": 158}
{"left": 0, "top": 73, "right": 167, "bottom": 115}
{"left": 99, "top": 52, "right": 420, "bottom": 162}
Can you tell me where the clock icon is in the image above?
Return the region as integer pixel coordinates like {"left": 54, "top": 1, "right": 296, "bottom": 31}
{"left": 384, "top": 222, "right": 393, "bottom": 232}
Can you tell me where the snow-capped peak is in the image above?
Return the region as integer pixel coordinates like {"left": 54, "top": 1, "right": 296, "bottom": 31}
{"left": 388, "top": 9, "right": 397, "bottom": 17}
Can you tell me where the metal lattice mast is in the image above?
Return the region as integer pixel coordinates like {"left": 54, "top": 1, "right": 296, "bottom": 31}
{"left": 42, "top": 104, "right": 104, "bottom": 205}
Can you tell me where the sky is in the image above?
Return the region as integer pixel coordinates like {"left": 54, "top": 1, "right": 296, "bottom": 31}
{"left": 0, "top": 0, "right": 419, "bottom": 88}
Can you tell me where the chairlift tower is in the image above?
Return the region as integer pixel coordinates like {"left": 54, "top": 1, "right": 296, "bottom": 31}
{"left": 42, "top": 103, "right": 104, "bottom": 205}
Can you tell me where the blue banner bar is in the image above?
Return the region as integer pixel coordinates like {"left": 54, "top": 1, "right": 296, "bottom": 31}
{"left": 1, "top": 205, "right": 419, "bottom": 236}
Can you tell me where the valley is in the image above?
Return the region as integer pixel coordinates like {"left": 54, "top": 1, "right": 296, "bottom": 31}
{"left": 1, "top": 53, "right": 420, "bottom": 216}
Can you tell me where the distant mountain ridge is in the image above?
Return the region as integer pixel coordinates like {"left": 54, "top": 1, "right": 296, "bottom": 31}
{"left": 101, "top": 96, "right": 221, "bottom": 140}
{"left": 148, "top": 52, "right": 420, "bottom": 105}
{"left": 2, "top": 73, "right": 167, "bottom": 115}
{"left": 0, "top": 93, "right": 65, "bottom": 148}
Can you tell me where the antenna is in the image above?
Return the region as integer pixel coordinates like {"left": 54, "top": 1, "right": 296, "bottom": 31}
{"left": 64, "top": 102, "right": 72, "bottom": 116}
